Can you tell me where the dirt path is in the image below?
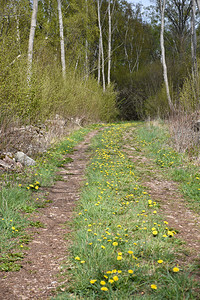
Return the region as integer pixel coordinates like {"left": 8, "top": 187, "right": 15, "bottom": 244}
{"left": 0, "top": 130, "right": 98, "bottom": 300}
{"left": 123, "top": 131, "right": 200, "bottom": 270}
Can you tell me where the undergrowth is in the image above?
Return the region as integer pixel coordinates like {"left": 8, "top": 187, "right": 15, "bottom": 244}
{"left": 54, "top": 123, "right": 198, "bottom": 299}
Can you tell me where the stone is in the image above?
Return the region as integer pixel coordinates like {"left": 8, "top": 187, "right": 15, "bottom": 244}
{"left": 15, "top": 152, "right": 36, "bottom": 166}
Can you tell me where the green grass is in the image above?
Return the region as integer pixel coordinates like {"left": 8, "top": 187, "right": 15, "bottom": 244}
{"left": 54, "top": 123, "right": 198, "bottom": 299}
{"left": 0, "top": 125, "right": 98, "bottom": 269}
{"left": 135, "top": 123, "right": 200, "bottom": 213}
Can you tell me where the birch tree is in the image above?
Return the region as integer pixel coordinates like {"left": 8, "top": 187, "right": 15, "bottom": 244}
{"left": 57, "top": 0, "right": 66, "bottom": 79}
{"left": 27, "top": 0, "right": 38, "bottom": 83}
{"left": 97, "top": 0, "right": 105, "bottom": 92}
{"left": 160, "top": 0, "right": 174, "bottom": 111}
{"left": 191, "top": 0, "right": 197, "bottom": 78}
{"left": 108, "top": 0, "right": 111, "bottom": 86}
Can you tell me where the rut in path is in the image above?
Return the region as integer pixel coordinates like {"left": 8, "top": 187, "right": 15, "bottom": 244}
{"left": 0, "top": 130, "right": 98, "bottom": 300}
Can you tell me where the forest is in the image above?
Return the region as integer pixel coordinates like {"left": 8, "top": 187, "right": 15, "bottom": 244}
{"left": 0, "top": 0, "right": 200, "bottom": 125}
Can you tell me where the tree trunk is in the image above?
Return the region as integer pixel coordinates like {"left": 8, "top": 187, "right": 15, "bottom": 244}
{"left": 108, "top": 0, "right": 111, "bottom": 86}
{"left": 57, "top": 0, "right": 66, "bottom": 79}
{"left": 191, "top": 0, "right": 197, "bottom": 78}
{"left": 85, "top": 0, "right": 89, "bottom": 78}
{"left": 97, "top": 0, "right": 105, "bottom": 92}
{"left": 98, "top": 37, "right": 101, "bottom": 84}
{"left": 196, "top": 0, "right": 200, "bottom": 12}
{"left": 27, "top": 0, "right": 38, "bottom": 84}
{"left": 160, "top": 0, "right": 174, "bottom": 111}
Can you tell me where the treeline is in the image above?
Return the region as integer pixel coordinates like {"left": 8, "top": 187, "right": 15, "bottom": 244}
{"left": 0, "top": 0, "right": 200, "bottom": 127}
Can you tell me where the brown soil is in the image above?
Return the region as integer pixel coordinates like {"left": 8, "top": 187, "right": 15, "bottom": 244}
{"left": 0, "top": 130, "right": 98, "bottom": 300}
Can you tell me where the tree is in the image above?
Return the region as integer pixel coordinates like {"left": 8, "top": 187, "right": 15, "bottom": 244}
{"left": 97, "top": 0, "right": 105, "bottom": 91}
{"left": 57, "top": 0, "right": 66, "bottom": 78}
{"left": 160, "top": 0, "right": 174, "bottom": 111}
{"left": 27, "top": 0, "right": 38, "bottom": 84}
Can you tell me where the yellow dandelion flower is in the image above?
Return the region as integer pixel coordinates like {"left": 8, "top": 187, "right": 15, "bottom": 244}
{"left": 117, "top": 256, "right": 122, "bottom": 260}
{"left": 113, "top": 242, "right": 118, "bottom": 246}
{"left": 109, "top": 279, "right": 114, "bottom": 284}
{"left": 90, "top": 279, "right": 97, "bottom": 284}
{"left": 157, "top": 260, "right": 163, "bottom": 264}
{"left": 113, "top": 276, "right": 119, "bottom": 281}
{"left": 172, "top": 267, "right": 180, "bottom": 272}
{"left": 100, "top": 281, "right": 106, "bottom": 285}
{"left": 128, "top": 270, "right": 134, "bottom": 274}
{"left": 80, "top": 261, "right": 85, "bottom": 264}
{"left": 75, "top": 256, "right": 80, "bottom": 260}
{"left": 101, "top": 287, "right": 108, "bottom": 291}
{"left": 151, "top": 284, "right": 157, "bottom": 290}
{"left": 101, "top": 245, "right": 105, "bottom": 249}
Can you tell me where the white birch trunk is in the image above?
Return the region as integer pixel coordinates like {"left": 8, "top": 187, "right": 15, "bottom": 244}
{"left": 57, "top": 0, "right": 66, "bottom": 79}
{"left": 97, "top": 0, "right": 105, "bottom": 92}
{"left": 108, "top": 0, "right": 111, "bottom": 86}
{"left": 160, "top": 0, "right": 174, "bottom": 111}
{"left": 85, "top": 0, "right": 89, "bottom": 78}
{"left": 191, "top": 0, "right": 197, "bottom": 78}
{"left": 196, "top": 0, "right": 200, "bottom": 12}
{"left": 27, "top": 0, "right": 38, "bottom": 84}
{"left": 98, "top": 37, "right": 101, "bottom": 84}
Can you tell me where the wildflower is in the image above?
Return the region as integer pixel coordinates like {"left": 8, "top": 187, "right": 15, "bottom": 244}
{"left": 172, "top": 267, "right": 180, "bottom": 272}
{"left": 80, "top": 261, "right": 85, "bottom": 264}
{"left": 12, "top": 226, "right": 15, "bottom": 230}
{"left": 18, "top": 184, "right": 22, "bottom": 187}
{"left": 151, "top": 284, "right": 157, "bottom": 290}
{"left": 152, "top": 230, "right": 158, "bottom": 236}
{"left": 157, "top": 260, "right": 163, "bottom": 264}
{"left": 75, "top": 256, "right": 80, "bottom": 260}
{"left": 104, "top": 275, "right": 108, "bottom": 279}
{"left": 101, "top": 287, "right": 108, "bottom": 291}
{"left": 117, "top": 256, "right": 122, "bottom": 260}
{"left": 113, "top": 242, "right": 118, "bottom": 246}
{"left": 101, "top": 245, "right": 105, "bottom": 249}
{"left": 90, "top": 280, "right": 97, "bottom": 284}
{"left": 109, "top": 279, "right": 114, "bottom": 284}
{"left": 100, "top": 281, "right": 106, "bottom": 285}
{"left": 128, "top": 270, "right": 134, "bottom": 274}
{"left": 113, "top": 276, "right": 119, "bottom": 281}
{"left": 89, "top": 243, "right": 93, "bottom": 245}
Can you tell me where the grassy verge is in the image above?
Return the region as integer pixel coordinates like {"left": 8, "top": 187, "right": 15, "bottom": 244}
{"left": 55, "top": 123, "right": 198, "bottom": 299}
{"left": 134, "top": 122, "right": 200, "bottom": 213}
{"left": 0, "top": 126, "right": 97, "bottom": 271}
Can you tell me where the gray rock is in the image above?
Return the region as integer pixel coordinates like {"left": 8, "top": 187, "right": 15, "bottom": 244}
{"left": 15, "top": 151, "right": 36, "bottom": 166}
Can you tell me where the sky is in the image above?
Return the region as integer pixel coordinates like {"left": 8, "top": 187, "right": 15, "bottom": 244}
{"left": 127, "top": 0, "right": 154, "bottom": 7}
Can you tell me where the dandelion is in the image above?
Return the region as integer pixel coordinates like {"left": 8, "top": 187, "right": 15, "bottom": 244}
{"left": 117, "top": 256, "right": 122, "bottom": 260}
{"left": 18, "top": 184, "right": 22, "bottom": 187}
{"left": 100, "top": 281, "right": 106, "bottom": 285}
{"left": 157, "top": 260, "right": 163, "bottom": 264}
{"left": 152, "top": 230, "right": 158, "bottom": 236}
{"left": 75, "top": 256, "right": 80, "bottom": 260}
{"left": 113, "top": 242, "right": 118, "bottom": 246}
{"left": 101, "top": 245, "right": 105, "bottom": 249}
{"left": 151, "top": 284, "right": 157, "bottom": 290}
{"left": 109, "top": 279, "right": 114, "bottom": 284}
{"left": 90, "top": 279, "right": 97, "bottom": 284}
{"left": 80, "top": 261, "right": 85, "bottom": 264}
{"left": 12, "top": 226, "right": 15, "bottom": 230}
{"left": 172, "top": 267, "right": 180, "bottom": 272}
{"left": 128, "top": 270, "right": 134, "bottom": 274}
{"left": 101, "top": 287, "right": 108, "bottom": 291}
{"left": 113, "top": 276, "right": 119, "bottom": 281}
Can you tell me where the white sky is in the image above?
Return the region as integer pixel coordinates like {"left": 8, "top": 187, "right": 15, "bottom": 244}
{"left": 127, "top": 0, "right": 154, "bottom": 7}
